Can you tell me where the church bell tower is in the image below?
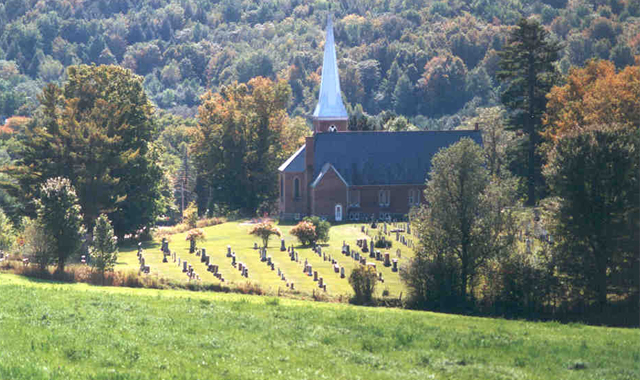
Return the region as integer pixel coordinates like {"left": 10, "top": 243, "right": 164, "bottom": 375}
{"left": 312, "top": 16, "right": 348, "bottom": 134}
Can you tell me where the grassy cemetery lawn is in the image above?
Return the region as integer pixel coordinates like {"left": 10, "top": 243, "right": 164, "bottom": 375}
{"left": 0, "top": 274, "right": 638, "bottom": 380}
{"left": 118, "top": 221, "right": 416, "bottom": 298}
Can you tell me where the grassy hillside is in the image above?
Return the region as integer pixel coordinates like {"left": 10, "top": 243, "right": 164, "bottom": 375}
{"left": 0, "top": 274, "right": 638, "bottom": 380}
{"left": 118, "top": 221, "right": 415, "bottom": 297}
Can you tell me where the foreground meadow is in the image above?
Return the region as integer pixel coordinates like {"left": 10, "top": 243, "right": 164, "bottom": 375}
{"left": 0, "top": 274, "right": 638, "bottom": 380}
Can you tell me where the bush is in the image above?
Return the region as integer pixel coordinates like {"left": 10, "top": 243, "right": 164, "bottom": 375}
{"left": 290, "top": 221, "right": 316, "bottom": 246}
{"left": 349, "top": 265, "right": 378, "bottom": 305}
{"left": 303, "top": 216, "right": 331, "bottom": 243}
{"left": 22, "top": 218, "right": 54, "bottom": 271}
{"left": 90, "top": 214, "right": 119, "bottom": 280}
{"left": 183, "top": 201, "right": 198, "bottom": 228}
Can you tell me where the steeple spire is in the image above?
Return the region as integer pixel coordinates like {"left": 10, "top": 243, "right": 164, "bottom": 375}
{"left": 313, "top": 15, "right": 348, "bottom": 120}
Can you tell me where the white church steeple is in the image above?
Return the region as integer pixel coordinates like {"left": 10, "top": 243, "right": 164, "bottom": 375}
{"left": 313, "top": 15, "right": 348, "bottom": 123}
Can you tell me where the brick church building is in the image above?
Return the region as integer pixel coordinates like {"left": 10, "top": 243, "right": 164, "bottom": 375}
{"left": 278, "top": 17, "right": 482, "bottom": 222}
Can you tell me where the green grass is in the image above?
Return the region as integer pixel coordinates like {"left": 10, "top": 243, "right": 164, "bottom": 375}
{"left": 1, "top": 274, "right": 638, "bottom": 380}
{"left": 118, "top": 221, "right": 415, "bottom": 297}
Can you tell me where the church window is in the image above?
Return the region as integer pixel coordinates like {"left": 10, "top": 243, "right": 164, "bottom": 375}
{"left": 378, "top": 189, "right": 390, "bottom": 207}
{"left": 328, "top": 125, "right": 337, "bottom": 132}
{"left": 349, "top": 190, "right": 360, "bottom": 207}
{"left": 293, "top": 178, "right": 300, "bottom": 200}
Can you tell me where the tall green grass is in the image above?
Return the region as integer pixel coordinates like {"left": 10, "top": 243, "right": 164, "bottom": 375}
{"left": 1, "top": 274, "right": 638, "bottom": 380}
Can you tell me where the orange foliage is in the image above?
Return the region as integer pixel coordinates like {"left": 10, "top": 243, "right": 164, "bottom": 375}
{"left": 543, "top": 58, "right": 640, "bottom": 142}
{"left": 0, "top": 116, "right": 30, "bottom": 136}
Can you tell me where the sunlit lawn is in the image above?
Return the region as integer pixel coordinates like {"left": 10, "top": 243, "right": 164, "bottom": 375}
{"left": 1, "top": 274, "right": 638, "bottom": 380}
{"left": 117, "top": 221, "right": 417, "bottom": 297}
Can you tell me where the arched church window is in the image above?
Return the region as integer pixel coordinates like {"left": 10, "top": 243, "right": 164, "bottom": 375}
{"left": 328, "top": 125, "right": 337, "bottom": 132}
{"left": 293, "top": 177, "right": 300, "bottom": 199}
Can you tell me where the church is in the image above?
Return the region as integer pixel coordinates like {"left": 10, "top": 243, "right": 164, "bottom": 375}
{"left": 278, "top": 17, "right": 482, "bottom": 222}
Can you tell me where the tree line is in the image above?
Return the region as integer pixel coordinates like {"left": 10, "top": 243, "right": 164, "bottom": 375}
{"left": 400, "top": 19, "right": 638, "bottom": 326}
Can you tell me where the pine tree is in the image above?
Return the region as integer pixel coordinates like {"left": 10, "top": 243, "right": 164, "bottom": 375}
{"left": 498, "top": 18, "right": 561, "bottom": 206}
{"left": 90, "top": 214, "right": 118, "bottom": 280}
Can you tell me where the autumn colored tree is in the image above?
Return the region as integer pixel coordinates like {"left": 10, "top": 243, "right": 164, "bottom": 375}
{"left": 193, "top": 77, "right": 309, "bottom": 213}
{"left": 249, "top": 221, "right": 281, "bottom": 248}
{"left": 543, "top": 58, "right": 640, "bottom": 144}
{"left": 498, "top": 18, "right": 561, "bottom": 206}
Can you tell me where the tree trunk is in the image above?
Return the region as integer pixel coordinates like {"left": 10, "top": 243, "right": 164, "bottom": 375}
{"left": 527, "top": 53, "right": 537, "bottom": 206}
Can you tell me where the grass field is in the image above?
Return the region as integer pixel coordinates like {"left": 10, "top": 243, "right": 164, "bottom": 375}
{"left": 117, "top": 221, "right": 416, "bottom": 297}
{"left": 0, "top": 274, "right": 638, "bottom": 380}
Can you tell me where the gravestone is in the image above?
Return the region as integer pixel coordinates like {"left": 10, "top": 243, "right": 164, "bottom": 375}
{"left": 271, "top": 263, "right": 275, "bottom": 271}
{"left": 238, "top": 262, "right": 243, "bottom": 272}
{"left": 227, "top": 246, "right": 232, "bottom": 257}
{"left": 370, "top": 240, "right": 375, "bottom": 257}
{"left": 396, "top": 249, "right": 401, "bottom": 258}
{"left": 392, "top": 259, "right": 398, "bottom": 272}
{"left": 290, "top": 282, "right": 294, "bottom": 290}
{"left": 280, "top": 239, "right": 286, "bottom": 251}
{"left": 182, "top": 261, "right": 188, "bottom": 272}
{"left": 313, "top": 271, "right": 318, "bottom": 281}
{"left": 277, "top": 268, "right": 281, "bottom": 276}
{"left": 190, "top": 239, "right": 196, "bottom": 253}
{"left": 295, "top": 252, "right": 298, "bottom": 262}
{"left": 318, "top": 277, "right": 324, "bottom": 288}
{"left": 354, "top": 252, "right": 360, "bottom": 261}
{"left": 254, "top": 242, "right": 258, "bottom": 250}
{"left": 384, "top": 253, "right": 391, "bottom": 267}
{"left": 362, "top": 239, "right": 368, "bottom": 253}
{"left": 267, "top": 256, "right": 272, "bottom": 266}
{"left": 333, "top": 264, "right": 339, "bottom": 273}
{"left": 231, "top": 255, "right": 236, "bottom": 266}
{"left": 340, "top": 267, "right": 345, "bottom": 279}
{"left": 307, "top": 265, "right": 313, "bottom": 277}
{"left": 163, "top": 255, "right": 168, "bottom": 263}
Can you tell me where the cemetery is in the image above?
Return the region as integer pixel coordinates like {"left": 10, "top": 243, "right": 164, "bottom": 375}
{"left": 117, "top": 220, "right": 421, "bottom": 298}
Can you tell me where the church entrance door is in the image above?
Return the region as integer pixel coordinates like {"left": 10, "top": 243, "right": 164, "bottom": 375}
{"left": 335, "top": 204, "right": 343, "bottom": 222}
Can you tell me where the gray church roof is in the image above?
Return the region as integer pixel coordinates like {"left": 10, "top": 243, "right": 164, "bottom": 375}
{"left": 278, "top": 145, "right": 306, "bottom": 172}
{"left": 312, "top": 16, "right": 348, "bottom": 120}
{"left": 312, "top": 131, "right": 483, "bottom": 186}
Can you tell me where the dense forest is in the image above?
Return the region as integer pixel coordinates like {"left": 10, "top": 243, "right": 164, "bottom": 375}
{"left": 0, "top": 0, "right": 638, "bottom": 121}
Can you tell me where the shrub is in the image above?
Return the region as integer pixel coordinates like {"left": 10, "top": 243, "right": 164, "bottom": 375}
{"left": 23, "top": 218, "right": 54, "bottom": 271}
{"left": 290, "top": 221, "right": 316, "bottom": 246}
{"left": 349, "top": 265, "right": 378, "bottom": 305}
{"left": 249, "top": 220, "right": 281, "bottom": 248}
{"left": 183, "top": 201, "right": 198, "bottom": 228}
{"left": 303, "top": 216, "right": 331, "bottom": 243}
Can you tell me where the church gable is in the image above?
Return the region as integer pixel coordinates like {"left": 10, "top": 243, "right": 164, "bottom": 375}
{"left": 278, "top": 145, "right": 306, "bottom": 173}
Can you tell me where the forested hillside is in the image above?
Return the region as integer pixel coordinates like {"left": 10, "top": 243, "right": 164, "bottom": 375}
{"left": 0, "top": 0, "right": 638, "bottom": 124}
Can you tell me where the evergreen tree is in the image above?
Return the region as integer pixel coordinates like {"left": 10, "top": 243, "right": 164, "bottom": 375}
{"left": 498, "top": 18, "right": 561, "bottom": 206}
{"left": 544, "top": 125, "right": 639, "bottom": 309}
{"left": 90, "top": 214, "right": 118, "bottom": 280}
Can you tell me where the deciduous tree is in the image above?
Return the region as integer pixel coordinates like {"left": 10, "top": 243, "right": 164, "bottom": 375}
{"left": 404, "top": 139, "right": 517, "bottom": 306}
{"left": 37, "top": 177, "right": 85, "bottom": 273}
